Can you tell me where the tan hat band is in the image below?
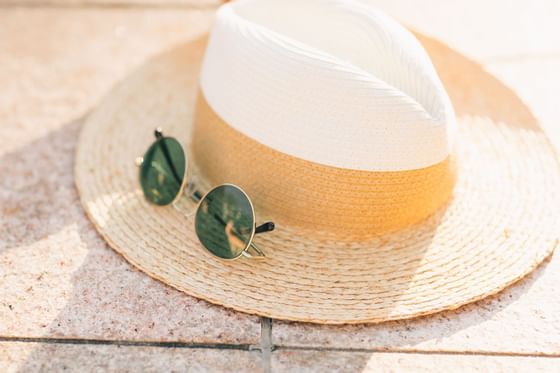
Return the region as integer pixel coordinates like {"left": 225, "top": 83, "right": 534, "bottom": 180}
{"left": 191, "top": 91, "right": 457, "bottom": 239}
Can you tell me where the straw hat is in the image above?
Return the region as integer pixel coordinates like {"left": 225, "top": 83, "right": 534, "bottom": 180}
{"left": 75, "top": 0, "right": 560, "bottom": 323}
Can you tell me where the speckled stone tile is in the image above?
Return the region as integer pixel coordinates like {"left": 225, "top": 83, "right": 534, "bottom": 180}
{"left": 0, "top": 7, "right": 260, "bottom": 343}
{"left": 272, "top": 350, "right": 560, "bottom": 373}
{"left": 0, "top": 7, "right": 214, "bottom": 155}
{"left": 0, "top": 342, "right": 262, "bottom": 373}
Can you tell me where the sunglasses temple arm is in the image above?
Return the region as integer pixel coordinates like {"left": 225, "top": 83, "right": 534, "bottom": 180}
{"left": 172, "top": 190, "right": 202, "bottom": 218}
{"left": 190, "top": 190, "right": 203, "bottom": 202}
{"left": 255, "top": 221, "right": 275, "bottom": 234}
{"left": 243, "top": 222, "right": 275, "bottom": 258}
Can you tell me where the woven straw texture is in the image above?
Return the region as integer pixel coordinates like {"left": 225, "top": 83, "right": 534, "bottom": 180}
{"left": 75, "top": 34, "right": 560, "bottom": 324}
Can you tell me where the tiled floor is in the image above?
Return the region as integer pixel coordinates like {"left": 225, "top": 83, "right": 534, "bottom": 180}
{"left": 1, "top": 1, "right": 559, "bottom": 372}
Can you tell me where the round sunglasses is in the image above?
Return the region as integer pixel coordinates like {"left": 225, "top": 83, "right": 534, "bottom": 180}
{"left": 136, "top": 128, "right": 275, "bottom": 260}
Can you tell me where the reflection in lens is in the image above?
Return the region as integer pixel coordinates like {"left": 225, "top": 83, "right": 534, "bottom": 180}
{"left": 140, "top": 137, "right": 186, "bottom": 205}
{"left": 195, "top": 185, "right": 255, "bottom": 259}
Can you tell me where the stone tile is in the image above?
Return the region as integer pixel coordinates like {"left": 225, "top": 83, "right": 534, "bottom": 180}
{"left": 272, "top": 251, "right": 560, "bottom": 354}
{"left": 0, "top": 8, "right": 260, "bottom": 343}
{"left": 0, "top": 342, "right": 262, "bottom": 373}
{"left": 363, "top": 0, "right": 560, "bottom": 61}
{"left": 272, "top": 350, "right": 560, "bottom": 373}
{"left": 0, "top": 7, "right": 213, "bottom": 154}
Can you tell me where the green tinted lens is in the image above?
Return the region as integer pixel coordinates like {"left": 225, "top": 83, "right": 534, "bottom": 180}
{"left": 195, "top": 185, "right": 255, "bottom": 259}
{"left": 140, "top": 137, "right": 186, "bottom": 206}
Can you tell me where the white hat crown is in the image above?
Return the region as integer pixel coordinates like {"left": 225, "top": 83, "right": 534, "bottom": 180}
{"left": 200, "top": 0, "right": 456, "bottom": 171}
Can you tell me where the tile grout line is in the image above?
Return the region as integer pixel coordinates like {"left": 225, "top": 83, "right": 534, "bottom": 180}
{"left": 259, "top": 318, "right": 273, "bottom": 373}
{"left": 1, "top": 336, "right": 558, "bottom": 359}
{"left": 0, "top": 336, "right": 252, "bottom": 351}
{"left": 0, "top": 1, "right": 221, "bottom": 9}
{"left": 275, "top": 345, "right": 560, "bottom": 359}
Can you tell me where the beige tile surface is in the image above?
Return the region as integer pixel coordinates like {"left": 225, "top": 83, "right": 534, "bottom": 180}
{"left": 0, "top": 342, "right": 262, "bottom": 373}
{"left": 0, "top": 7, "right": 261, "bottom": 344}
{"left": 272, "top": 350, "right": 560, "bottom": 373}
{"left": 0, "top": 7, "right": 214, "bottom": 153}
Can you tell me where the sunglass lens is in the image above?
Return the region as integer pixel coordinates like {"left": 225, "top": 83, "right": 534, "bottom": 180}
{"left": 195, "top": 185, "right": 255, "bottom": 259}
{"left": 140, "top": 137, "right": 186, "bottom": 205}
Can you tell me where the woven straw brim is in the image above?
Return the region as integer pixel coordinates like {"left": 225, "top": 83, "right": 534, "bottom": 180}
{"left": 75, "top": 34, "right": 560, "bottom": 324}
